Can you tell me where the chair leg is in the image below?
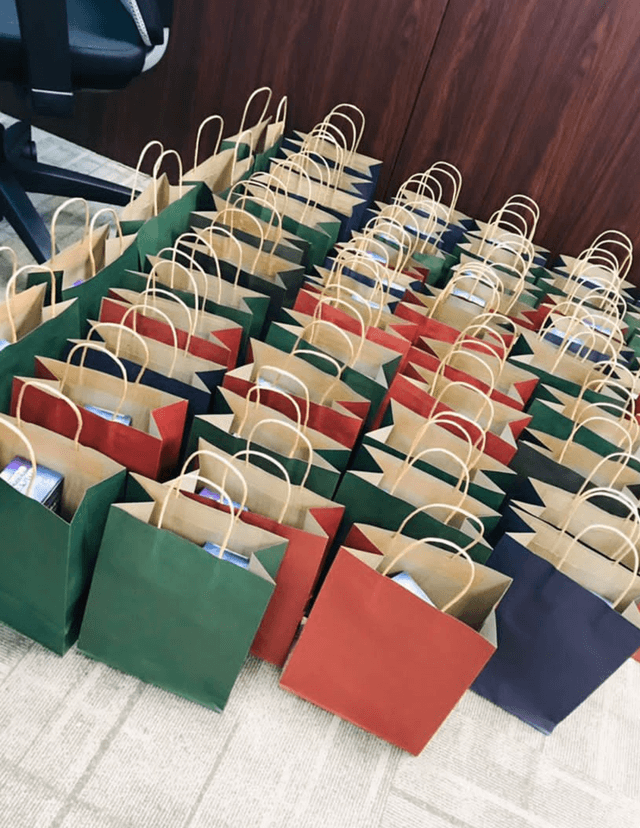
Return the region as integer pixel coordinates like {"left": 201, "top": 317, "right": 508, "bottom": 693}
{"left": 14, "top": 159, "right": 133, "bottom": 205}
{"left": 0, "top": 162, "right": 52, "bottom": 263}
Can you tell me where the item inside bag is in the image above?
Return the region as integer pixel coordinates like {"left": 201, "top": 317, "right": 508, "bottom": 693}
{"left": 198, "top": 487, "right": 248, "bottom": 512}
{"left": 202, "top": 541, "right": 250, "bottom": 569}
{"left": 84, "top": 405, "right": 133, "bottom": 426}
{"left": 389, "top": 571, "right": 436, "bottom": 606}
{"left": 1, "top": 455, "right": 64, "bottom": 513}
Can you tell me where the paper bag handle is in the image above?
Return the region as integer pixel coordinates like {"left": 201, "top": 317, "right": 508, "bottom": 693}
{"left": 118, "top": 303, "right": 179, "bottom": 378}
{"left": 0, "top": 246, "right": 19, "bottom": 276}
{"left": 313, "top": 296, "right": 366, "bottom": 366}
{"left": 591, "top": 230, "right": 633, "bottom": 279}
{"left": 389, "top": 447, "right": 470, "bottom": 509}
{"left": 158, "top": 474, "right": 236, "bottom": 558}
{"left": 233, "top": 193, "right": 284, "bottom": 252}
{"left": 63, "top": 341, "right": 129, "bottom": 420}
{"left": 436, "top": 346, "right": 497, "bottom": 394}
{"left": 246, "top": 418, "right": 314, "bottom": 487}
{"left": 318, "top": 282, "right": 375, "bottom": 330}
{"left": 229, "top": 178, "right": 280, "bottom": 213}
{"left": 174, "top": 230, "right": 229, "bottom": 307}
{"left": 408, "top": 409, "right": 487, "bottom": 468}
{"left": 452, "top": 334, "right": 506, "bottom": 370}
{"left": 430, "top": 266, "right": 502, "bottom": 319}
{"left": 557, "top": 519, "right": 640, "bottom": 609}
{"left": 0, "top": 414, "right": 38, "bottom": 497}
{"left": 558, "top": 485, "right": 640, "bottom": 538}
{"left": 87, "top": 208, "right": 125, "bottom": 278}
{"left": 4, "top": 264, "right": 57, "bottom": 344}
{"left": 152, "top": 149, "right": 183, "bottom": 211}
{"left": 256, "top": 365, "right": 311, "bottom": 421}
{"left": 151, "top": 247, "right": 207, "bottom": 307}
{"left": 463, "top": 311, "right": 517, "bottom": 346}
{"left": 326, "top": 103, "right": 366, "bottom": 152}
{"left": 128, "top": 140, "right": 164, "bottom": 204}
{"left": 428, "top": 161, "right": 463, "bottom": 216}
{"left": 297, "top": 144, "right": 340, "bottom": 192}
{"left": 88, "top": 320, "right": 150, "bottom": 384}
{"left": 377, "top": 202, "right": 421, "bottom": 241}
{"left": 365, "top": 215, "right": 416, "bottom": 262}
{"left": 181, "top": 448, "right": 248, "bottom": 514}
{"left": 193, "top": 114, "right": 224, "bottom": 167}
{"left": 573, "top": 376, "right": 636, "bottom": 418}
{"left": 213, "top": 205, "right": 264, "bottom": 271}
{"left": 237, "top": 383, "right": 306, "bottom": 440}
{"left": 196, "top": 225, "right": 244, "bottom": 290}
{"left": 380, "top": 536, "right": 475, "bottom": 614}
{"left": 50, "top": 197, "right": 90, "bottom": 264}
{"left": 579, "top": 451, "right": 640, "bottom": 492}
{"left": 346, "top": 235, "right": 395, "bottom": 272}
{"left": 15, "top": 379, "right": 83, "bottom": 449}
{"left": 294, "top": 319, "right": 356, "bottom": 369}
{"left": 231, "top": 448, "right": 292, "bottom": 524}
{"left": 331, "top": 245, "right": 391, "bottom": 300}
{"left": 139, "top": 286, "right": 197, "bottom": 346}
{"left": 571, "top": 400, "right": 639, "bottom": 444}
{"left": 271, "top": 157, "right": 316, "bottom": 219}
{"left": 287, "top": 347, "right": 345, "bottom": 406}
{"left": 559, "top": 415, "right": 635, "bottom": 463}
{"left": 393, "top": 501, "right": 484, "bottom": 547}
{"left": 238, "top": 86, "right": 272, "bottom": 134}
{"left": 435, "top": 380, "right": 496, "bottom": 431}
{"left": 549, "top": 323, "right": 619, "bottom": 373}
{"left": 274, "top": 94, "right": 288, "bottom": 127}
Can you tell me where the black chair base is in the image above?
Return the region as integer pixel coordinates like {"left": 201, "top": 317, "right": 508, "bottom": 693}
{"left": 0, "top": 120, "right": 133, "bottom": 263}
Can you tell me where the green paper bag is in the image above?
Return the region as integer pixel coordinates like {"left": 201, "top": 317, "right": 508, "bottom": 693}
{"left": 135, "top": 252, "right": 271, "bottom": 357}
{"left": 240, "top": 172, "right": 340, "bottom": 269}
{"left": 508, "top": 327, "right": 618, "bottom": 398}
{"left": 252, "top": 93, "right": 288, "bottom": 173}
{"left": 178, "top": 221, "right": 306, "bottom": 322}
{"left": 78, "top": 470, "right": 287, "bottom": 711}
{"left": 195, "top": 195, "right": 309, "bottom": 267}
{"left": 333, "top": 468, "right": 493, "bottom": 564}
{"left": 219, "top": 86, "right": 273, "bottom": 174}
{"left": 526, "top": 394, "right": 638, "bottom": 459}
{"left": 356, "top": 401, "right": 513, "bottom": 512}
{"left": 361, "top": 444, "right": 501, "bottom": 535}
{"left": 0, "top": 407, "right": 126, "bottom": 654}
{"left": 265, "top": 314, "right": 400, "bottom": 431}
{"left": 132, "top": 181, "right": 214, "bottom": 263}
{"left": 186, "top": 387, "right": 343, "bottom": 499}
{"left": 0, "top": 273, "right": 80, "bottom": 412}
{"left": 183, "top": 112, "right": 255, "bottom": 195}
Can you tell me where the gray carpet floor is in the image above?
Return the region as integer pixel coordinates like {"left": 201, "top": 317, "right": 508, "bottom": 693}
{"left": 0, "top": 115, "right": 639, "bottom": 828}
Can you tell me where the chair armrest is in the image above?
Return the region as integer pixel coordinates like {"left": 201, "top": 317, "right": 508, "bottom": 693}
{"left": 15, "top": 0, "right": 73, "bottom": 116}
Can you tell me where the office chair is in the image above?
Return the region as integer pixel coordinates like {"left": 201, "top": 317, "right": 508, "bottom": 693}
{"left": 0, "top": 0, "right": 173, "bottom": 262}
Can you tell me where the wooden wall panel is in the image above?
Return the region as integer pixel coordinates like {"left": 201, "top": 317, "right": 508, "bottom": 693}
{"left": 4, "top": 0, "right": 640, "bottom": 279}
{"left": 389, "top": 0, "right": 640, "bottom": 278}
{"left": 1, "top": 0, "right": 450, "bottom": 194}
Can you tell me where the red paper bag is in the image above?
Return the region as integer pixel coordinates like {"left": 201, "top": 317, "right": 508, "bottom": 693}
{"left": 12, "top": 347, "right": 188, "bottom": 480}
{"left": 280, "top": 539, "right": 507, "bottom": 754}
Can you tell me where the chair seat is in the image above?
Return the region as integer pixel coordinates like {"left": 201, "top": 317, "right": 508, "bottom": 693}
{"left": 0, "top": 0, "right": 147, "bottom": 90}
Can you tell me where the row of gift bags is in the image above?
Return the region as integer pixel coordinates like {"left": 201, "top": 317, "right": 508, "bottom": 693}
{"left": 268, "top": 184, "right": 640, "bottom": 746}
{"left": 0, "top": 95, "right": 389, "bottom": 703}
{"left": 1, "top": 90, "right": 640, "bottom": 755}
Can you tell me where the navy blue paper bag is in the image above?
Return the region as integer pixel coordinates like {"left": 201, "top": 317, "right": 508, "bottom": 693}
{"left": 472, "top": 533, "right": 640, "bottom": 733}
